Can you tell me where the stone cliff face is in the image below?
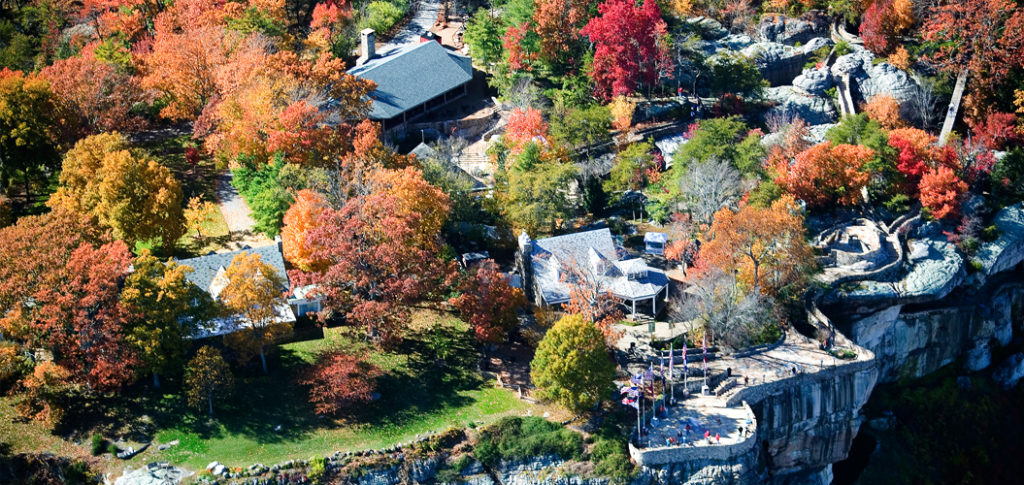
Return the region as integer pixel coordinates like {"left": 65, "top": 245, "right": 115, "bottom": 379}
{"left": 751, "top": 361, "right": 877, "bottom": 481}
{"left": 840, "top": 284, "right": 1022, "bottom": 383}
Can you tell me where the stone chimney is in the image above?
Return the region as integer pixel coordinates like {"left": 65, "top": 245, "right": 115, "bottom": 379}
{"left": 357, "top": 28, "right": 376, "bottom": 66}
{"left": 518, "top": 231, "right": 532, "bottom": 253}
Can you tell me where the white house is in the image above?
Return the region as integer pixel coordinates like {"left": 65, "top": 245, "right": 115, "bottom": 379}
{"left": 177, "top": 241, "right": 321, "bottom": 338}
{"left": 518, "top": 228, "right": 670, "bottom": 317}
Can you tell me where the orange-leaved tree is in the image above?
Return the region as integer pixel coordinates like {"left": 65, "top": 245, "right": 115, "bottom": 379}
{"left": 505, "top": 107, "right": 549, "bottom": 155}
{"left": 697, "top": 195, "right": 815, "bottom": 295}
{"left": 920, "top": 165, "right": 968, "bottom": 220}
{"left": 281, "top": 189, "right": 330, "bottom": 271}
{"left": 39, "top": 51, "right": 149, "bottom": 133}
{"left": 862, "top": 94, "right": 906, "bottom": 129}
{"left": 773, "top": 142, "right": 874, "bottom": 208}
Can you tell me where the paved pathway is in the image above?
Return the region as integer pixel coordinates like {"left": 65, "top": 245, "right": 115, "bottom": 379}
{"left": 216, "top": 172, "right": 256, "bottom": 234}
{"left": 215, "top": 172, "right": 272, "bottom": 250}
{"left": 381, "top": 0, "right": 442, "bottom": 52}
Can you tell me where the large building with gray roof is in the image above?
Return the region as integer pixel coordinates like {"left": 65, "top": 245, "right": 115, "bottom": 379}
{"left": 517, "top": 228, "right": 670, "bottom": 317}
{"left": 348, "top": 29, "right": 473, "bottom": 129}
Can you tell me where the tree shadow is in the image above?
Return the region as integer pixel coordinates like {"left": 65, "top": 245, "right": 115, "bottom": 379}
{"left": 328, "top": 323, "right": 486, "bottom": 431}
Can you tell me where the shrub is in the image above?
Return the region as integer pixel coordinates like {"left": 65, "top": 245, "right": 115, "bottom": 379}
{"left": 834, "top": 40, "right": 852, "bottom": 57}
{"left": 107, "top": 443, "right": 119, "bottom": 455}
{"left": 90, "top": 435, "right": 105, "bottom": 456}
{"left": 590, "top": 438, "right": 633, "bottom": 481}
{"left": 360, "top": 1, "right": 406, "bottom": 33}
{"left": 308, "top": 456, "right": 327, "bottom": 484}
{"left": 982, "top": 225, "right": 1001, "bottom": 242}
{"left": 474, "top": 416, "right": 584, "bottom": 466}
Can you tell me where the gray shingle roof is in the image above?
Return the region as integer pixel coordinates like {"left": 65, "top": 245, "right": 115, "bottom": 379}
{"left": 177, "top": 244, "right": 289, "bottom": 295}
{"left": 347, "top": 41, "right": 473, "bottom": 120}
{"left": 529, "top": 229, "right": 668, "bottom": 304}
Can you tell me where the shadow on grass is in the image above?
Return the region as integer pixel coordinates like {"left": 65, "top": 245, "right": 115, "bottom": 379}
{"left": 57, "top": 319, "right": 489, "bottom": 452}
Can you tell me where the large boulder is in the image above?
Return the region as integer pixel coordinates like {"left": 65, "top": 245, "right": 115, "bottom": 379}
{"left": 743, "top": 37, "right": 833, "bottom": 86}
{"left": 993, "top": 353, "right": 1024, "bottom": 390}
{"left": 764, "top": 85, "right": 838, "bottom": 125}
{"left": 686, "top": 16, "right": 729, "bottom": 40}
{"left": 831, "top": 50, "right": 919, "bottom": 103}
{"left": 793, "top": 67, "right": 834, "bottom": 95}
{"left": 756, "top": 14, "right": 827, "bottom": 45}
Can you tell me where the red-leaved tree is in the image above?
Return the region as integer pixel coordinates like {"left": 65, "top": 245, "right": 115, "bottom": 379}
{"left": 967, "top": 111, "right": 1022, "bottom": 150}
{"left": 450, "top": 259, "right": 526, "bottom": 344}
{"left": 28, "top": 241, "right": 138, "bottom": 391}
{"left": 299, "top": 351, "right": 382, "bottom": 416}
{"left": 920, "top": 165, "right": 968, "bottom": 220}
{"left": 292, "top": 168, "right": 455, "bottom": 348}
{"left": 580, "top": 0, "right": 672, "bottom": 100}
{"left": 922, "top": 0, "right": 1024, "bottom": 95}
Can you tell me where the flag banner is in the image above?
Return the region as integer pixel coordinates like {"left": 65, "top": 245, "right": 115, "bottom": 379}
{"left": 622, "top": 397, "right": 639, "bottom": 409}
{"left": 645, "top": 364, "right": 655, "bottom": 382}
{"left": 620, "top": 386, "right": 639, "bottom": 397}
{"left": 668, "top": 343, "right": 674, "bottom": 379}
{"left": 631, "top": 372, "right": 643, "bottom": 385}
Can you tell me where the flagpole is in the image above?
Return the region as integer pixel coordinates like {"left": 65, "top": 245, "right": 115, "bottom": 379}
{"left": 669, "top": 343, "right": 674, "bottom": 406}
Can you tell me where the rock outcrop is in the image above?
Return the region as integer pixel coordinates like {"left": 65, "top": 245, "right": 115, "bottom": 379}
{"left": 830, "top": 50, "right": 919, "bottom": 103}
{"left": 743, "top": 37, "right": 832, "bottom": 86}
{"left": 993, "top": 353, "right": 1024, "bottom": 390}
{"left": 840, "top": 284, "right": 1023, "bottom": 383}
{"left": 755, "top": 14, "right": 827, "bottom": 46}
{"left": 763, "top": 85, "right": 838, "bottom": 125}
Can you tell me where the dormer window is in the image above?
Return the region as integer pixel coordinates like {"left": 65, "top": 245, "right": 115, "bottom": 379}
{"left": 628, "top": 269, "right": 647, "bottom": 281}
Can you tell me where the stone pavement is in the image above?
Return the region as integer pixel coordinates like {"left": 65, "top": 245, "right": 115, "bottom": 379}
{"left": 638, "top": 395, "right": 754, "bottom": 450}
{"left": 706, "top": 331, "right": 866, "bottom": 389}
{"left": 381, "top": 0, "right": 442, "bottom": 51}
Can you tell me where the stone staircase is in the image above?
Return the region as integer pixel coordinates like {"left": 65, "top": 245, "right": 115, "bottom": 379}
{"left": 714, "top": 377, "right": 740, "bottom": 397}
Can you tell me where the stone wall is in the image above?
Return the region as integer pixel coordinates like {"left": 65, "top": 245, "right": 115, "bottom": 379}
{"left": 628, "top": 402, "right": 759, "bottom": 467}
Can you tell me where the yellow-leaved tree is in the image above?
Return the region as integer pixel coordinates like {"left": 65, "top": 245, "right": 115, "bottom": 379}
{"left": 185, "top": 346, "right": 234, "bottom": 415}
{"left": 219, "top": 252, "right": 290, "bottom": 373}
{"left": 184, "top": 196, "right": 219, "bottom": 246}
{"left": 48, "top": 133, "right": 184, "bottom": 253}
{"left": 530, "top": 314, "right": 616, "bottom": 412}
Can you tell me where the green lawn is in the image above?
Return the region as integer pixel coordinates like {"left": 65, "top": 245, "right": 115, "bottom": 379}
{"left": 0, "top": 311, "right": 530, "bottom": 473}
{"left": 136, "top": 133, "right": 233, "bottom": 257}
{"left": 147, "top": 315, "right": 529, "bottom": 469}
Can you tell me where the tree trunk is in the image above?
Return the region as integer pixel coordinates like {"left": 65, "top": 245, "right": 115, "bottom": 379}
{"left": 208, "top": 395, "right": 214, "bottom": 415}
{"left": 153, "top": 371, "right": 160, "bottom": 388}
{"left": 23, "top": 176, "right": 31, "bottom": 205}
{"left": 260, "top": 347, "right": 268, "bottom": 374}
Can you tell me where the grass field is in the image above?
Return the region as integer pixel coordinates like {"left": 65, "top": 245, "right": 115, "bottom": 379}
{"left": 0, "top": 311, "right": 531, "bottom": 473}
